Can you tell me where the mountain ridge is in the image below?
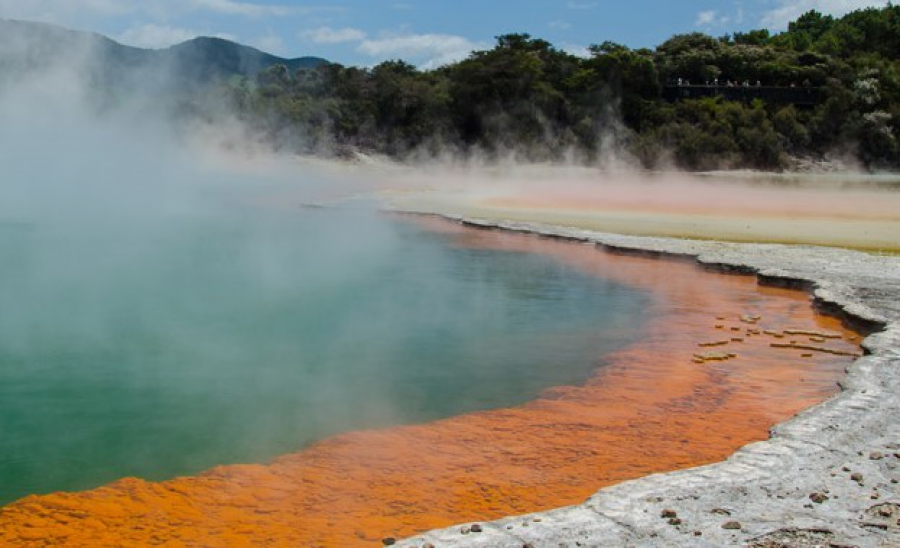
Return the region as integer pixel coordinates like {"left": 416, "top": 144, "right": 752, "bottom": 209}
{"left": 0, "top": 18, "right": 327, "bottom": 84}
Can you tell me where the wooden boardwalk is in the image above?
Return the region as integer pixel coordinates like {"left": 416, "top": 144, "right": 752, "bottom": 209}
{"left": 663, "top": 84, "right": 822, "bottom": 106}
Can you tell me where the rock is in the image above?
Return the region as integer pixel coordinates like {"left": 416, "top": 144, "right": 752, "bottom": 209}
{"left": 864, "top": 502, "right": 900, "bottom": 530}
{"left": 810, "top": 492, "right": 829, "bottom": 504}
{"left": 783, "top": 329, "right": 841, "bottom": 339}
{"left": 870, "top": 451, "right": 884, "bottom": 460}
{"left": 722, "top": 521, "right": 742, "bottom": 530}
{"left": 748, "top": 528, "right": 835, "bottom": 547}
{"left": 668, "top": 518, "right": 682, "bottom": 526}
{"left": 382, "top": 538, "right": 396, "bottom": 546}
{"left": 851, "top": 472, "right": 864, "bottom": 483}
{"left": 470, "top": 524, "right": 483, "bottom": 533}
{"left": 661, "top": 509, "right": 677, "bottom": 519}
{"left": 694, "top": 351, "right": 732, "bottom": 362}
{"left": 769, "top": 342, "right": 861, "bottom": 357}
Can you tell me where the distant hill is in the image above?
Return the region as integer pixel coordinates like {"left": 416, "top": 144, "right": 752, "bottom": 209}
{"left": 167, "top": 36, "right": 325, "bottom": 82}
{"left": 0, "top": 19, "right": 327, "bottom": 89}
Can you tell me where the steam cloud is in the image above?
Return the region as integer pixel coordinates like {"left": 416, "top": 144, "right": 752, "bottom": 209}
{"left": 0, "top": 28, "right": 654, "bottom": 505}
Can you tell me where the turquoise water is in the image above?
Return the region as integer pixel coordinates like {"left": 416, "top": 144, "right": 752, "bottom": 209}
{"left": 0, "top": 207, "right": 650, "bottom": 504}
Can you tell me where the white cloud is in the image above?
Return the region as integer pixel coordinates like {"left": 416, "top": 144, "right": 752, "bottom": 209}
{"left": 761, "top": 0, "right": 886, "bottom": 29}
{"left": 300, "top": 26, "right": 367, "bottom": 44}
{"left": 357, "top": 33, "right": 486, "bottom": 69}
{"left": 549, "top": 20, "right": 572, "bottom": 30}
{"left": 694, "top": 7, "right": 739, "bottom": 28}
{"left": 189, "top": 0, "right": 292, "bottom": 17}
{"left": 118, "top": 24, "right": 209, "bottom": 48}
{"left": 0, "top": 0, "right": 336, "bottom": 26}
{"left": 252, "top": 30, "right": 286, "bottom": 55}
{"left": 561, "top": 43, "right": 590, "bottom": 58}
{"left": 0, "top": 0, "right": 138, "bottom": 23}
{"left": 696, "top": 10, "right": 718, "bottom": 26}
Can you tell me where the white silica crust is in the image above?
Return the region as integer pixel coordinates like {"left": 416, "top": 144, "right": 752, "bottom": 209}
{"left": 399, "top": 217, "right": 900, "bottom": 548}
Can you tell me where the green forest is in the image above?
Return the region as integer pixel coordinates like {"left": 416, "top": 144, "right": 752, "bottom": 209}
{"left": 223, "top": 5, "right": 900, "bottom": 170}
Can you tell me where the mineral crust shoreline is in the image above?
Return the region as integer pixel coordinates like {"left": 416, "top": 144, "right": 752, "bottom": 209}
{"left": 399, "top": 216, "right": 900, "bottom": 548}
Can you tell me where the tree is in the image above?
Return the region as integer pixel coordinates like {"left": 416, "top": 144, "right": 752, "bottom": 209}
{"left": 733, "top": 29, "right": 771, "bottom": 46}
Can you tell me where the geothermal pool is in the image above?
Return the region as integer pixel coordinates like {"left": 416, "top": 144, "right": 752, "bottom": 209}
{"left": 0, "top": 210, "right": 863, "bottom": 546}
{"left": 0, "top": 207, "right": 650, "bottom": 505}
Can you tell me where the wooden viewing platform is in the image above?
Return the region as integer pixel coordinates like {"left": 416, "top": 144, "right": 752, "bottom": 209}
{"left": 662, "top": 84, "right": 822, "bottom": 106}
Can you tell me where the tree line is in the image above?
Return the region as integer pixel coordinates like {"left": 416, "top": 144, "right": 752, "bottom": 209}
{"left": 219, "top": 5, "right": 900, "bottom": 170}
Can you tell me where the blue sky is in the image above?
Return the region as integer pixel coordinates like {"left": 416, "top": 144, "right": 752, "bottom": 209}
{"left": 0, "top": 1, "right": 889, "bottom": 67}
